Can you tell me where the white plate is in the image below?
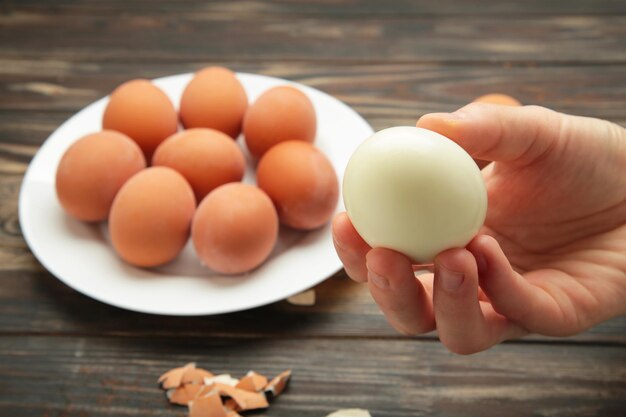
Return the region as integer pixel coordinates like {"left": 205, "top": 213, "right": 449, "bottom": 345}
{"left": 19, "top": 72, "right": 373, "bottom": 316}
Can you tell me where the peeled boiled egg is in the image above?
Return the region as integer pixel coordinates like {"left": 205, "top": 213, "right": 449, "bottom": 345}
{"left": 473, "top": 93, "right": 521, "bottom": 106}
{"left": 257, "top": 141, "right": 338, "bottom": 230}
{"left": 109, "top": 167, "right": 196, "bottom": 267}
{"left": 192, "top": 183, "right": 278, "bottom": 274}
{"left": 103, "top": 79, "right": 178, "bottom": 160}
{"left": 55, "top": 130, "right": 146, "bottom": 222}
{"left": 152, "top": 128, "right": 246, "bottom": 202}
{"left": 342, "top": 126, "right": 487, "bottom": 264}
{"left": 179, "top": 67, "right": 248, "bottom": 138}
{"left": 243, "top": 86, "right": 316, "bottom": 158}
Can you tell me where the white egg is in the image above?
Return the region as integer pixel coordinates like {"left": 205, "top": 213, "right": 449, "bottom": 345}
{"left": 342, "top": 126, "right": 487, "bottom": 264}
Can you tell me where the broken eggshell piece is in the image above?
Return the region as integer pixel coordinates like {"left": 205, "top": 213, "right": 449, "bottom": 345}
{"left": 158, "top": 362, "right": 196, "bottom": 389}
{"left": 158, "top": 365, "right": 290, "bottom": 417}
{"left": 189, "top": 390, "right": 228, "bottom": 417}
{"left": 183, "top": 367, "right": 215, "bottom": 385}
{"left": 204, "top": 374, "right": 240, "bottom": 387}
{"left": 214, "top": 383, "right": 269, "bottom": 411}
{"left": 264, "top": 369, "right": 292, "bottom": 399}
{"left": 286, "top": 289, "right": 316, "bottom": 306}
{"left": 236, "top": 371, "right": 268, "bottom": 392}
{"left": 167, "top": 383, "right": 204, "bottom": 406}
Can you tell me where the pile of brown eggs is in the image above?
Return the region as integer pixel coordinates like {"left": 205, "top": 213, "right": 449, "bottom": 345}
{"left": 55, "top": 67, "right": 339, "bottom": 274}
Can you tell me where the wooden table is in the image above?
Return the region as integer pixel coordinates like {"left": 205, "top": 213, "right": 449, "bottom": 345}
{"left": 1, "top": 1, "right": 625, "bottom": 416}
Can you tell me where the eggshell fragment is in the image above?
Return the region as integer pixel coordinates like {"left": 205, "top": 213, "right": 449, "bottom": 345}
{"left": 243, "top": 86, "right": 316, "bottom": 158}
{"left": 103, "top": 79, "right": 178, "bottom": 160}
{"left": 168, "top": 383, "right": 204, "bottom": 405}
{"left": 214, "top": 383, "right": 269, "bottom": 411}
{"left": 192, "top": 183, "right": 278, "bottom": 274}
{"left": 473, "top": 93, "right": 521, "bottom": 106}
{"left": 264, "top": 370, "right": 291, "bottom": 398}
{"left": 157, "top": 365, "right": 292, "bottom": 417}
{"left": 236, "top": 371, "right": 268, "bottom": 392}
{"left": 158, "top": 362, "right": 196, "bottom": 389}
{"left": 109, "top": 167, "right": 196, "bottom": 267}
{"left": 55, "top": 130, "right": 146, "bottom": 222}
{"left": 204, "top": 374, "right": 240, "bottom": 387}
{"left": 183, "top": 367, "right": 215, "bottom": 385}
{"left": 180, "top": 67, "right": 248, "bottom": 138}
{"left": 196, "top": 383, "right": 217, "bottom": 398}
{"left": 257, "top": 141, "right": 338, "bottom": 230}
{"left": 189, "top": 391, "right": 228, "bottom": 417}
{"left": 286, "top": 289, "right": 316, "bottom": 306}
{"left": 223, "top": 398, "right": 240, "bottom": 412}
{"left": 152, "top": 128, "right": 246, "bottom": 202}
{"left": 343, "top": 126, "right": 487, "bottom": 264}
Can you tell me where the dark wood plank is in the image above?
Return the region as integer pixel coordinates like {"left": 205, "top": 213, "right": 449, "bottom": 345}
{"left": 1, "top": 13, "right": 625, "bottom": 63}
{"left": 9, "top": 0, "right": 626, "bottom": 16}
{"left": 1, "top": 61, "right": 626, "bottom": 124}
{"left": 0, "top": 336, "right": 624, "bottom": 417}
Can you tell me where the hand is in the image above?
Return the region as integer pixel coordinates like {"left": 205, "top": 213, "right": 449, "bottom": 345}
{"left": 333, "top": 103, "right": 626, "bottom": 354}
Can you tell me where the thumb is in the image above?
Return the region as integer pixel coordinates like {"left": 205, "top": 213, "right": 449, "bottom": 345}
{"left": 417, "top": 103, "right": 565, "bottom": 166}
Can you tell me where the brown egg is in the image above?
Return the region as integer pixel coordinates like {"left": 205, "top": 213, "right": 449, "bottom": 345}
{"left": 243, "top": 86, "right": 316, "bottom": 158}
{"left": 152, "top": 128, "right": 246, "bottom": 202}
{"left": 55, "top": 130, "right": 146, "bottom": 222}
{"left": 257, "top": 141, "right": 338, "bottom": 230}
{"left": 102, "top": 79, "right": 178, "bottom": 160}
{"left": 192, "top": 183, "right": 278, "bottom": 274}
{"left": 473, "top": 93, "right": 522, "bottom": 106}
{"left": 179, "top": 67, "right": 248, "bottom": 138}
{"left": 109, "top": 167, "right": 196, "bottom": 267}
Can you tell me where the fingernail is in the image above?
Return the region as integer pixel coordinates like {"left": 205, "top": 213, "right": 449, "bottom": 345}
{"left": 368, "top": 270, "right": 390, "bottom": 289}
{"left": 437, "top": 265, "right": 464, "bottom": 292}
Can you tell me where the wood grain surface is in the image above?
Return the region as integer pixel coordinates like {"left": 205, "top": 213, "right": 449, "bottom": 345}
{"left": 2, "top": 13, "right": 625, "bottom": 63}
{"left": 0, "top": 1, "right": 625, "bottom": 416}
{"left": 2, "top": 61, "right": 626, "bottom": 119}
{"left": 1, "top": 336, "right": 625, "bottom": 417}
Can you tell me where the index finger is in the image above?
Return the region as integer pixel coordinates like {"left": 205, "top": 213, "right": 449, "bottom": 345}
{"left": 417, "top": 103, "right": 562, "bottom": 166}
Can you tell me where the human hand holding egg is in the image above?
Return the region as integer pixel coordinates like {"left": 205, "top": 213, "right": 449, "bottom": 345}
{"left": 335, "top": 102, "right": 626, "bottom": 354}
